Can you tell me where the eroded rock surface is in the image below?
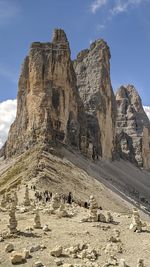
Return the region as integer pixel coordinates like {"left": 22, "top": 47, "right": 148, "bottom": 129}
{"left": 116, "top": 85, "right": 150, "bottom": 169}
{"left": 4, "top": 29, "right": 86, "bottom": 158}
{"left": 74, "top": 40, "right": 116, "bottom": 160}
{"left": 1, "top": 29, "right": 150, "bottom": 170}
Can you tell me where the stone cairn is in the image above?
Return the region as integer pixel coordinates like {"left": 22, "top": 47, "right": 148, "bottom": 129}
{"left": 8, "top": 205, "right": 18, "bottom": 234}
{"left": 51, "top": 193, "right": 60, "bottom": 211}
{"left": 57, "top": 204, "right": 69, "bottom": 218}
{"left": 130, "top": 208, "right": 142, "bottom": 232}
{"left": 109, "top": 229, "right": 121, "bottom": 243}
{"left": 106, "top": 211, "right": 114, "bottom": 223}
{"left": 89, "top": 195, "right": 98, "bottom": 222}
{"left": 24, "top": 186, "right": 30, "bottom": 206}
{"left": 6, "top": 192, "right": 11, "bottom": 203}
{"left": 13, "top": 191, "right": 18, "bottom": 206}
{"left": 10, "top": 191, "right": 18, "bottom": 208}
{"left": 98, "top": 212, "right": 106, "bottom": 222}
{"left": 33, "top": 209, "right": 41, "bottom": 229}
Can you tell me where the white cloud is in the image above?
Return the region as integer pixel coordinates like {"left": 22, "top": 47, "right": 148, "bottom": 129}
{"left": 0, "top": 0, "right": 20, "bottom": 25}
{"left": 91, "top": 0, "right": 144, "bottom": 32}
{"left": 90, "top": 0, "right": 144, "bottom": 15}
{"left": 0, "top": 99, "right": 17, "bottom": 148}
{"left": 90, "top": 0, "right": 107, "bottom": 13}
{"left": 143, "top": 106, "right": 150, "bottom": 120}
{"left": 111, "top": 0, "right": 143, "bottom": 15}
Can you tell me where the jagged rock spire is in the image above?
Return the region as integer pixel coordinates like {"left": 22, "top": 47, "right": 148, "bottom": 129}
{"left": 116, "top": 84, "right": 150, "bottom": 169}
{"left": 74, "top": 39, "right": 116, "bottom": 160}
{"left": 4, "top": 29, "right": 86, "bottom": 158}
{"left": 52, "top": 28, "right": 68, "bottom": 44}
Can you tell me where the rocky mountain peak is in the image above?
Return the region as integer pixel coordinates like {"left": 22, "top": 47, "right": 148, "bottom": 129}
{"left": 3, "top": 29, "right": 87, "bottom": 158}
{"left": 116, "top": 84, "right": 150, "bottom": 169}
{"left": 52, "top": 28, "right": 69, "bottom": 44}
{"left": 116, "top": 84, "right": 144, "bottom": 113}
{"left": 74, "top": 38, "right": 116, "bottom": 160}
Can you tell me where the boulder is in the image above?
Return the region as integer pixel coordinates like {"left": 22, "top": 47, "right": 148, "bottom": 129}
{"left": 50, "top": 245, "right": 63, "bottom": 257}
{"left": 10, "top": 251, "right": 24, "bottom": 264}
{"left": 5, "top": 243, "right": 14, "bottom": 253}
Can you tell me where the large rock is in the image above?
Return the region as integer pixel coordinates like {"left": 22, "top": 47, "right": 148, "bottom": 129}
{"left": 74, "top": 39, "right": 116, "bottom": 160}
{"left": 10, "top": 251, "right": 24, "bottom": 264}
{"left": 4, "top": 29, "right": 86, "bottom": 158}
{"left": 5, "top": 243, "right": 14, "bottom": 253}
{"left": 116, "top": 85, "right": 150, "bottom": 169}
{"left": 50, "top": 245, "right": 63, "bottom": 257}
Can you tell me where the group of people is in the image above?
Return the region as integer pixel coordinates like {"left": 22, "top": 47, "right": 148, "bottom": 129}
{"left": 31, "top": 186, "right": 102, "bottom": 210}
{"left": 32, "top": 187, "right": 73, "bottom": 205}
{"left": 31, "top": 185, "right": 102, "bottom": 213}
{"left": 34, "top": 190, "right": 53, "bottom": 202}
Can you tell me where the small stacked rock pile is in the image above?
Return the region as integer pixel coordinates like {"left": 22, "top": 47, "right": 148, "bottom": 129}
{"left": 108, "top": 229, "right": 121, "bottom": 243}
{"left": 106, "top": 211, "right": 114, "bottom": 223}
{"left": 50, "top": 193, "right": 61, "bottom": 211}
{"left": 57, "top": 204, "right": 69, "bottom": 218}
{"left": 130, "top": 208, "right": 143, "bottom": 232}
{"left": 24, "top": 186, "right": 30, "bottom": 206}
{"left": 89, "top": 195, "right": 98, "bottom": 222}
{"left": 8, "top": 205, "right": 18, "bottom": 234}
{"left": 33, "top": 209, "right": 42, "bottom": 229}
{"left": 104, "top": 227, "right": 122, "bottom": 257}
{"left": 13, "top": 191, "right": 18, "bottom": 207}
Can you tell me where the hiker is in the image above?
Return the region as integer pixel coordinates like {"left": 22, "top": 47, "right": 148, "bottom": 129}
{"left": 84, "top": 201, "right": 88, "bottom": 209}
{"left": 67, "top": 192, "right": 72, "bottom": 204}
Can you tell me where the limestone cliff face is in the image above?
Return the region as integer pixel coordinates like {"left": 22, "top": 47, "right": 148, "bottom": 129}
{"left": 4, "top": 29, "right": 150, "bottom": 170}
{"left": 5, "top": 29, "right": 86, "bottom": 157}
{"left": 116, "top": 85, "right": 150, "bottom": 169}
{"left": 74, "top": 40, "right": 116, "bottom": 160}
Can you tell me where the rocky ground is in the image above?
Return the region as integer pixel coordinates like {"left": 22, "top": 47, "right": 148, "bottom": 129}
{"left": 1, "top": 147, "right": 150, "bottom": 266}
{"left": 0, "top": 185, "right": 150, "bottom": 267}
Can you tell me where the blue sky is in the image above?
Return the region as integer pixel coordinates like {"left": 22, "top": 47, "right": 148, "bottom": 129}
{"left": 0, "top": 0, "right": 150, "bottom": 105}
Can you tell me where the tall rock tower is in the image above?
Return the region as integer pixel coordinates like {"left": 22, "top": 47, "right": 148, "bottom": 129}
{"left": 74, "top": 40, "right": 116, "bottom": 160}
{"left": 4, "top": 29, "right": 86, "bottom": 157}
{"left": 116, "top": 85, "right": 150, "bottom": 169}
